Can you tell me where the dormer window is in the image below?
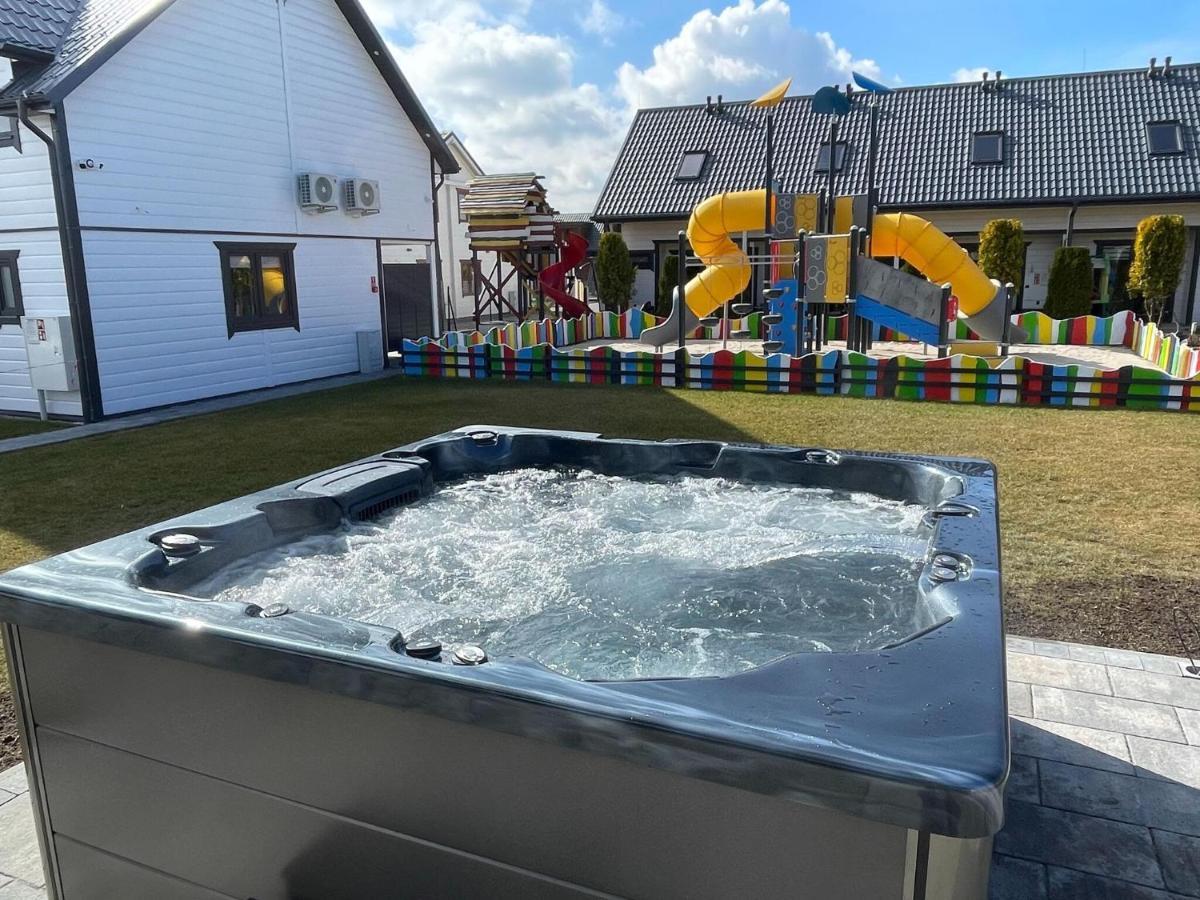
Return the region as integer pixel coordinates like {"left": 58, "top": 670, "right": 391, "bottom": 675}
{"left": 675, "top": 151, "right": 708, "bottom": 181}
{"left": 815, "top": 142, "right": 847, "bottom": 173}
{"left": 971, "top": 131, "right": 1004, "bottom": 164}
{"left": 1147, "top": 121, "right": 1183, "bottom": 155}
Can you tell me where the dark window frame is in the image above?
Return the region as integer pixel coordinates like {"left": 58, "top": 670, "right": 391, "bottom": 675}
{"left": 215, "top": 242, "right": 299, "bottom": 338}
{"left": 1146, "top": 120, "right": 1184, "bottom": 156}
{"left": 971, "top": 131, "right": 1005, "bottom": 165}
{"left": 0, "top": 250, "right": 23, "bottom": 326}
{"left": 459, "top": 258, "right": 474, "bottom": 296}
{"left": 0, "top": 116, "right": 21, "bottom": 153}
{"left": 815, "top": 141, "right": 848, "bottom": 173}
{"left": 674, "top": 150, "right": 709, "bottom": 181}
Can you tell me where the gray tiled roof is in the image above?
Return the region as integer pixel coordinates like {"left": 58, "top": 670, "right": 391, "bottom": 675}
{"left": 0, "top": 0, "right": 163, "bottom": 100}
{"left": 0, "top": 0, "right": 77, "bottom": 54}
{"left": 593, "top": 65, "right": 1200, "bottom": 221}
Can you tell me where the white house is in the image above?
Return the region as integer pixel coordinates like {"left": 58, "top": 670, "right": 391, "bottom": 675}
{"left": 436, "top": 132, "right": 489, "bottom": 330}
{"left": 0, "top": 0, "right": 459, "bottom": 421}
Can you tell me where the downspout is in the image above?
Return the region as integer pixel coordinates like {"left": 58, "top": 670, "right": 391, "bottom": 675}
{"left": 430, "top": 154, "right": 447, "bottom": 336}
{"left": 1063, "top": 201, "right": 1079, "bottom": 246}
{"left": 16, "top": 97, "right": 100, "bottom": 422}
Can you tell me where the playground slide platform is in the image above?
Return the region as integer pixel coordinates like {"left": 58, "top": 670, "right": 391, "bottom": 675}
{"left": 539, "top": 231, "right": 590, "bottom": 319}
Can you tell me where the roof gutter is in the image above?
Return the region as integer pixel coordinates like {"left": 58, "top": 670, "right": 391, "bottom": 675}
{"left": 0, "top": 43, "right": 55, "bottom": 64}
{"left": 16, "top": 97, "right": 102, "bottom": 422}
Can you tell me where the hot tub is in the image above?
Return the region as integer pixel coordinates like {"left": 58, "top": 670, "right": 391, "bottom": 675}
{"left": 0, "top": 426, "right": 1008, "bottom": 899}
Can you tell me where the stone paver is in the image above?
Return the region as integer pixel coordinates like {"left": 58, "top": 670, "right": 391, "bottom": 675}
{"left": 1153, "top": 830, "right": 1200, "bottom": 897}
{"left": 1129, "top": 735, "right": 1200, "bottom": 789}
{"left": 0, "top": 796, "right": 44, "bottom": 888}
{"left": 1104, "top": 648, "right": 1146, "bottom": 670}
{"left": 1005, "top": 636, "right": 1036, "bottom": 655}
{"left": 1033, "top": 641, "right": 1072, "bottom": 659}
{"left": 0, "top": 881, "right": 45, "bottom": 899}
{"left": 1178, "top": 708, "right": 1200, "bottom": 746}
{"left": 1008, "top": 652, "right": 1111, "bottom": 694}
{"left": 994, "top": 800, "right": 1163, "bottom": 888}
{"left": 989, "top": 855, "right": 1047, "bottom": 900}
{"left": 1140, "top": 653, "right": 1192, "bottom": 677}
{"left": 1067, "top": 644, "right": 1108, "bottom": 664}
{"left": 1039, "top": 759, "right": 1200, "bottom": 836}
{"left": 1007, "top": 754, "right": 1039, "bottom": 804}
{"left": 0, "top": 770, "right": 26, "bottom": 798}
{"left": 1046, "top": 866, "right": 1181, "bottom": 899}
{"left": 1032, "top": 685, "right": 1185, "bottom": 742}
{"left": 1008, "top": 681, "right": 1033, "bottom": 717}
{"left": 1010, "top": 716, "right": 1133, "bottom": 774}
{"left": 1110, "top": 667, "right": 1200, "bottom": 712}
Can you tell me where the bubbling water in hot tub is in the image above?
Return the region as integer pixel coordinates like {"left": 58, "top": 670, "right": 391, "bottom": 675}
{"left": 194, "top": 468, "right": 932, "bottom": 680}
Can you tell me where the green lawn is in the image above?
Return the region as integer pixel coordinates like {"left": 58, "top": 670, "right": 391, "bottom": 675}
{"left": 1, "top": 377, "right": 1197, "bottom": 656}
{"left": 0, "top": 416, "right": 68, "bottom": 441}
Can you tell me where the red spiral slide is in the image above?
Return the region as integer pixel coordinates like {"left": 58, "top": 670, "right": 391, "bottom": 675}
{"left": 538, "top": 231, "right": 590, "bottom": 319}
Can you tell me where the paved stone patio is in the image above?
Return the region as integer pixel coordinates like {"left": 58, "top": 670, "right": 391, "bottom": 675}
{"left": 0, "top": 635, "right": 1195, "bottom": 897}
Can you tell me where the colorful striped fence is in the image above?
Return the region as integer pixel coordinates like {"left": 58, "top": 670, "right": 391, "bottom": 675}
{"left": 1012, "top": 310, "right": 1136, "bottom": 346}
{"left": 1130, "top": 318, "right": 1200, "bottom": 380}
{"left": 400, "top": 341, "right": 1200, "bottom": 413}
{"left": 436, "top": 308, "right": 1149, "bottom": 353}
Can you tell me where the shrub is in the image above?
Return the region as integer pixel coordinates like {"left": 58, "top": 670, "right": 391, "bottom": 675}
{"left": 657, "top": 253, "right": 680, "bottom": 315}
{"left": 1044, "top": 247, "right": 1094, "bottom": 319}
{"left": 1128, "top": 214, "right": 1187, "bottom": 323}
{"left": 595, "top": 231, "right": 635, "bottom": 312}
{"left": 978, "top": 219, "right": 1026, "bottom": 290}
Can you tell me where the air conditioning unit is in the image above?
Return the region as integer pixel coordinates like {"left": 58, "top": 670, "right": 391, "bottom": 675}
{"left": 298, "top": 173, "right": 338, "bottom": 212}
{"left": 345, "top": 178, "right": 381, "bottom": 216}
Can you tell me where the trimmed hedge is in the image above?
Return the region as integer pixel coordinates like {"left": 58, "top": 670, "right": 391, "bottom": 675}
{"left": 1045, "top": 247, "right": 1093, "bottom": 319}
{"left": 596, "top": 231, "right": 635, "bottom": 313}
{"left": 978, "top": 219, "right": 1026, "bottom": 291}
{"left": 1129, "top": 214, "right": 1187, "bottom": 323}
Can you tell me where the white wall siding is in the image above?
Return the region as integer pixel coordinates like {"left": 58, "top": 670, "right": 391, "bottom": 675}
{"left": 281, "top": 0, "right": 434, "bottom": 240}
{"left": 0, "top": 113, "right": 80, "bottom": 416}
{"left": 86, "top": 231, "right": 380, "bottom": 415}
{"left": 0, "top": 230, "right": 80, "bottom": 416}
{"left": 63, "top": 0, "right": 295, "bottom": 233}
{"left": 63, "top": 0, "right": 434, "bottom": 240}
{"left": 0, "top": 113, "right": 60, "bottom": 230}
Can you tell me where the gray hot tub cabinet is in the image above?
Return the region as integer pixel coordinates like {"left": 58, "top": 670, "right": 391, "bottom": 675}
{"left": 0, "top": 426, "right": 1009, "bottom": 899}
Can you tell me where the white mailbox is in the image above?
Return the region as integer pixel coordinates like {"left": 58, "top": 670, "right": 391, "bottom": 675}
{"left": 22, "top": 316, "right": 79, "bottom": 393}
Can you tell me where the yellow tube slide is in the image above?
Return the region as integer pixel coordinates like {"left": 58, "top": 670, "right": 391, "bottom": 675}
{"left": 681, "top": 189, "right": 768, "bottom": 317}
{"left": 870, "top": 213, "right": 995, "bottom": 315}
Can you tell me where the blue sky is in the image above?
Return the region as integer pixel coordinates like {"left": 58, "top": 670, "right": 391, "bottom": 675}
{"left": 363, "top": 0, "right": 1199, "bottom": 210}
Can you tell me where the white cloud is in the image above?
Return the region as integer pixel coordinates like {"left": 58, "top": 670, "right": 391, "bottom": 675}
{"left": 367, "top": 0, "right": 889, "bottom": 211}
{"left": 616, "top": 0, "right": 882, "bottom": 110}
{"left": 579, "top": 0, "right": 626, "bottom": 43}
{"left": 951, "top": 66, "right": 990, "bottom": 83}
{"left": 388, "top": 17, "right": 624, "bottom": 210}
